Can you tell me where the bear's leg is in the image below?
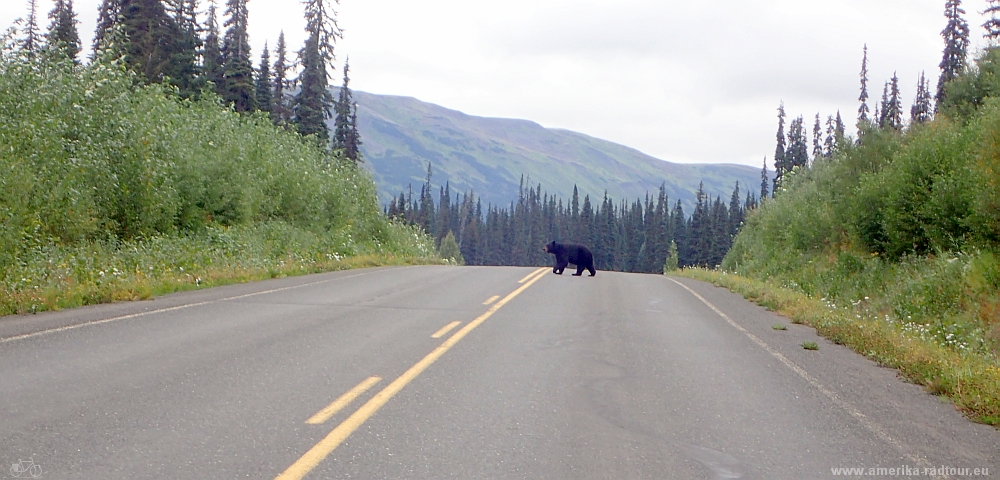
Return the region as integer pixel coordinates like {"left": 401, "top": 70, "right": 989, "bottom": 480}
{"left": 587, "top": 265, "right": 596, "bottom": 276}
{"left": 573, "top": 264, "right": 584, "bottom": 276}
{"left": 555, "top": 260, "right": 567, "bottom": 274}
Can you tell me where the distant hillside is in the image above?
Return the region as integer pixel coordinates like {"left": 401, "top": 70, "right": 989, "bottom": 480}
{"left": 343, "top": 90, "right": 764, "bottom": 210}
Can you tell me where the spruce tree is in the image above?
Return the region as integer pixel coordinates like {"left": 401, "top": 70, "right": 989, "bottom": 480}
{"left": 347, "top": 100, "right": 363, "bottom": 162}
{"left": 937, "top": 0, "right": 970, "bottom": 109}
{"left": 885, "top": 72, "right": 903, "bottom": 130}
{"left": 728, "top": 181, "right": 742, "bottom": 238}
{"left": 823, "top": 115, "right": 836, "bottom": 158}
{"left": 93, "top": 0, "right": 122, "bottom": 56}
{"left": 670, "top": 200, "right": 687, "bottom": 266}
{"left": 46, "top": 0, "right": 81, "bottom": 62}
{"left": 858, "top": 44, "right": 870, "bottom": 137}
{"left": 293, "top": 0, "right": 342, "bottom": 142}
{"left": 812, "top": 113, "right": 823, "bottom": 161}
{"left": 786, "top": 116, "right": 809, "bottom": 170}
{"left": 773, "top": 103, "right": 787, "bottom": 193}
{"left": 333, "top": 59, "right": 356, "bottom": 158}
{"left": 119, "top": 0, "right": 186, "bottom": 85}
{"left": 986, "top": 0, "right": 1000, "bottom": 41}
{"left": 877, "top": 81, "right": 890, "bottom": 128}
{"left": 163, "top": 0, "right": 200, "bottom": 98}
{"left": 835, "top": 111, "right": 846, "bottom": 142}
{"left": 202, "top": 1, "right": 225, "bottom": 95}
{"left": 687, "top": 182, "right": 710, "bottom": 267}
{"left": 271, "top": 31, "right": 292, "bottom": 126}
{"left": 580, "top": 195, "right": 595, "bottom": 248}
{"left": 255, "top": 42, "right": 272, "bottom": 116}
{"left": 222, "top": 0, "right": 256, "bottom": 112}
{"left": 760, "top": 157, "right": 770, "bottom": 200}
{"left": 21, "top": 0, "right": 42, "bottom": 55}
{"left": 911, "top": 71, "right": 933, "bottom": 124}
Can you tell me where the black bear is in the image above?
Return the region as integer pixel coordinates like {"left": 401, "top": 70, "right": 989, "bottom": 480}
{"left": 543, "top": 241, "right": 596, "bottom": 277}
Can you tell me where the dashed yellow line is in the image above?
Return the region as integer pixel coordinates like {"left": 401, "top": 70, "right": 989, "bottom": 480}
{"left": 306, "top": 376, "right": 381, "bottom": 425}
{"left": 431, "top": 321, "right": 461, "bottom": 339}
{"left": 274, "top": 270, "right": 547, "bottom": 480}
{"left": 482, "top": 295, "right": 500, "bottom": 305}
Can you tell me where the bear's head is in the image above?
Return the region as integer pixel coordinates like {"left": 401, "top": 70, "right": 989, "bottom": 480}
{"left": 543, "top": 241, "right": 557, "bottom": 253}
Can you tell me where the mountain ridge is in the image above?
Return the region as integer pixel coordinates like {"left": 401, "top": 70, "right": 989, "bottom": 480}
{"left": 345, "top": 90, "right": 765, "bottom": 211}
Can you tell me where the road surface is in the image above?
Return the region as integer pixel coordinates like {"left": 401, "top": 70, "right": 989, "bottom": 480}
{"left": 1, "top": 266, "right": 997, "bottom": 479}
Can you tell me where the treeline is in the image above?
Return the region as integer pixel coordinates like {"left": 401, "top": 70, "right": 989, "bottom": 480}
{"left": 766, "top": 1, "right": 974, "bottom": 192}
{"left": 11, "top": 0, "right": 362, "bottom": 161}
{"left": 387, "top": 166, "right": 756, "bottom": 272}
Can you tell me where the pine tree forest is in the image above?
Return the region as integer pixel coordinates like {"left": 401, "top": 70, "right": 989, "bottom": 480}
{"left": 386, "top": 173, "right": 753, "bottom": 272}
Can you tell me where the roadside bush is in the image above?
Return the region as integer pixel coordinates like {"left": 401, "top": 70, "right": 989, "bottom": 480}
{"left": 0, "top": 38, "right": 436, "bottom": 313}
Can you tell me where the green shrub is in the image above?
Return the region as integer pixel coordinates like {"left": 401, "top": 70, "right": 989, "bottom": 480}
{"left": 0, "top": 39, "right": 436, "bottom": 314}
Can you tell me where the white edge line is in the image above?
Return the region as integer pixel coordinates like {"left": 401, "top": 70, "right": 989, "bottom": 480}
{"left": 1, "top": 270, "right": 378, "bottom": 344}
{"left": 666, "top": 278, "right": 946, "bottom": 479}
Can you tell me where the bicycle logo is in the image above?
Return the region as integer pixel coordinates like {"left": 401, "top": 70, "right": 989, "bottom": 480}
{"left": 9, "top": 458, "right": 41, "bottom": 478}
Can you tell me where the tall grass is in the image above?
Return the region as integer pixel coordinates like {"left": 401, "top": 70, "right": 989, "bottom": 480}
{"left": 0, "top": 37, "right": 436, "bottom": 315}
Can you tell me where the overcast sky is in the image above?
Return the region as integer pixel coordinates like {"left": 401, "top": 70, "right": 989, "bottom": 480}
{"left": 1, "top": 0, "right": 994, "bottom": 167}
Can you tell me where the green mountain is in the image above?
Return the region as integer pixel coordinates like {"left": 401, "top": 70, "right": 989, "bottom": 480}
{"left": 349, "top": 90, "right": 764, "bottom": 210}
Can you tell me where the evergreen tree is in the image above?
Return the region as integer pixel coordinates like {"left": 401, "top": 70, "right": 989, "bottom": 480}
{"left": 46, "top": 0, "right": 81, "bottom": 62}
{"left": 709, "top": 196, "right": 730, "bottom": 267}
{"left": 823, "top": 115, "right": 836, "bottom": 158}
{"left": 119, "top": 0, "right": 186, "bottom": 85}
{"left": 858, "top": 44, "right": 870, "bottom": 137}
{"left": 437, "top": 183, "right": 452, "bottom": 246}
{"left": 986, "top": 0, "right": 1000, "bottom": 41}
{"left": 773, "top": 103, "right": 787, "bottom": 193}
{"left": 760, "top": 157, "right": 770, "bottom": 200}
{"left": 293, "top": 0, "right": 342, "bottom": 142}
{"left": 347, "top": 100, "right": 362, "bottom": 162}
{"left": 911, "top": 71, "right": 934, "bottom": 124}
{"left": 202, "top": 0, "right": 225, "bottom": 94}
{"left": 271, "top": 31, "right": 292, "bottom": 126}
{"left": 728, "top": 181, "right": 743, "bottom": 238}
{"left": 418, "top": 163, "right": 435, "bottom": 235}
{"left": 877, "top": 81, "right": 890, "bottom": 128}
{"left": 333, "top": 59, "right": 362, "bottom": 164}
{"left": 884, "top": 72, "right": 903, "bottom": 130}
{"left": 570, "top": 185, "right": 580, "bottom": 241}
{"left": 670, "top": 200, "right": 687, "bottom": 266}
{"left": 163, "top": 0, "right": 200, "bottom": 98}
{"left": 93, "top": 0, "right": 122, "bottom": 56}
{"left": 580, "top": 195, "right": 594, "bottom": 248}
{"left": 221, "top": 0, "right": 256, "bottom": 112}
{"left": 687, "top": 182, "right": 710, "bottom": 267}
{"left": 255, "top": 42, "right": 272, "bottom": 116}
{"left": 786, "top": 115, "right": 809, "bottom": 170}
{"left": 21, "top": 0, "right": 42, "bottom": 55}
{"left": 835, "top": 111, "right": 846, "bottom": 142}
{"left": 812, "top": 113, "right": 823, "bottom": 161}
{"left": 937, "top": 0, "right": 970, "bottom": 109}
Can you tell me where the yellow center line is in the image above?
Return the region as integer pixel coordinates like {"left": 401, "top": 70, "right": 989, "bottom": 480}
{"left": 305, "top": 376, "right": 382, "bottom": 425}
{"left": 482, "top": 295, "right": 500, "bottom": 305}
{"left": 518, "top": 267, "right": 548, "bottom": 283}
{"left": 430, "top": 321, "right": 461, "bottom": 339}
{"left": 274, "top": 270, "right": 548, "bottom": 480}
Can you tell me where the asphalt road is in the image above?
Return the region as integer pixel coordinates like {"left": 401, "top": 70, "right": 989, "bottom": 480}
{"left": 1, "top": 266, "right": 997, "bottom": 479}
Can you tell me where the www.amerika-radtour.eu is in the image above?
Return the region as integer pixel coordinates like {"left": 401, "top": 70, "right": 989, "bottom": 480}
{"left": 831, "top": 466, "right": 990, "bottom": 476}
